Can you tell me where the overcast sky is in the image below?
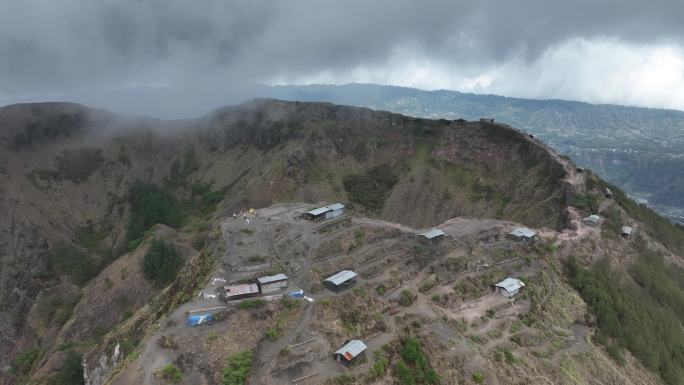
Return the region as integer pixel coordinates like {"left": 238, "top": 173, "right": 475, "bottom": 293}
{"left": 2, "top": 0, "right": 684, "bottom": 110}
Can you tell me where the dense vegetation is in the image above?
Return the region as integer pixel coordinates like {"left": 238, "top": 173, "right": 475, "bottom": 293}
{"left": 223, "top": 350, "right": 253, "bottom": 385}
{"left": 48, "top": 242, "right": 99, "bottom": 286}
{"left": 567, "top": 256, "right": 684, "bottom": 384}
{"left": 10, "top": 347, "right": 39, "bottom": 378}
{"left": 50, "top": 350, "right": 84, "bottom": 385}
{"left": 343, "top": 164, "right": 399, "bottom": 211}
{"left": 126, "top": 182, "right": 183, "bottom": 250}
{"left": 142, "top": 240, "right": 184, "bottom": 287}
{"left": 392, "top": 336, "right": 440, "bottom": 385}
{"left": 166, "top": 147, "right": 200, "bottom": 187}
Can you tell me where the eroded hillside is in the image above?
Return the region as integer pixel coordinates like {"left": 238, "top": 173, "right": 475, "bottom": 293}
{"left": 1, "top": 100, "right": 682, "bottom": 385}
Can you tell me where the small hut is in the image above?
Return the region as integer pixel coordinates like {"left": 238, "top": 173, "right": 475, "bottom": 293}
{"left": 303, "top": 206, "right": 331, "bottom": 221}
{"left": 324, "top": 270, "right": 358, "bottom": 292}
{"left": 621, "top": 226, "right": 633, "bottom": 239}
{"left": 334, "top": 340, "right": 367, "bottom": 366}
{"left": 257, "top": 273, "right": 288, "bottom": 294}
{"left": 582, "top": 215, "right": 601, "bottom": 226}
{"left": 492, "top": 278, "right": 525, "bottom": 298}
{"left": 508, "top": 227, "right": 537, "bottom": 243}
{"left": 325, "top": 203, "right": 346, "bottom": 219}
{"left": 419, "top": 228, "right": 446, "bottom": 244}
{"left": 222, "top": 284, "right": 260, "bottom": 301}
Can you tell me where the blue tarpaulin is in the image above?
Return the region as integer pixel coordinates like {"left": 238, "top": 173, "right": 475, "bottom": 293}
{"left": 186, "top": 313, "right": 213, "bottom": 326}
{"left": 287, "top": 289, "right": 304, "bottom": 299}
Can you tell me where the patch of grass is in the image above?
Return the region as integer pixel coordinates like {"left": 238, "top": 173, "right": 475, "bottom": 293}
{"left": 392, "top": 336, "right": 440, "bottom": 385}
{"left": 223, "top": 351, "right": 253, "bottom": 385}
{"left": 367, "top": 351, "right": 389, "bottom": 381}
{"left": 238, "top": 299, "right": 266, "bottom": 310}
{"left": 329, "top": 374, "right": 355, "bottom": 385}
{"left": 158, "top": 364, "right": 182, "bottom": 383}
{"left": 247, "top": 255, "right": 266, "bottom": 264}
{"left": 142, "top": 240, "right": 184, "bottom": 287}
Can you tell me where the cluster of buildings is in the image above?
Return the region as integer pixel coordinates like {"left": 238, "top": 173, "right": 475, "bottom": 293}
{"left": 220, "top": 273, "right": 290, "bottom": 301}
{"left": 302, "top": 203, "right": 346, "bottom": 221}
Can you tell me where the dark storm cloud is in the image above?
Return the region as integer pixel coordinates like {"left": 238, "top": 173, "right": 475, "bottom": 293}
{"left": 1, "top": 0, "right": 684, "bottom": 97}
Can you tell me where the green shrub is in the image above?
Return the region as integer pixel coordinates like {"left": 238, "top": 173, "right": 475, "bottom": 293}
{"left": 126, "top": 182, "right": 183, "bottom": 249}
{"left": 51, "top": 350, "right": 84, "bottom": 385}
{"left": 158, "top": 364, "right": 182, "bottom": 383}
{"left": 142, "top": 240, "right": 184, "bottom": 287}
{"left": 572, "top": 193, "right": 599, "bottom": 214}
{"left": 472, "top": 371, "right": 485, "bottom": 383}
{"left": 48, "top": 242, "right": 99, "bottom": 286}
{"left": 367, "top": 352, "right": 389, "bottom": 381}
{"left": 393, "top": 336, "right": 440, "bottom": 385}
{"left": 399, "top": 289, "right": 416, "bottom": 307}
{"left": 10, "top": 347, "right": 39, "bottom": 376}
{"left": 393, "top": 362, "right": 415, "bottom": 385}
{"left": 223, "top": 351, "right": 253, "bottom": 385}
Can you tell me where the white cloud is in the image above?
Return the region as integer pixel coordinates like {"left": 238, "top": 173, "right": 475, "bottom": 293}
{"left": 271, "top": 39, "right": 684, "bottom": 110}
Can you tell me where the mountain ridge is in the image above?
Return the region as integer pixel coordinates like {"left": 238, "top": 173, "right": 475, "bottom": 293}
{"left": 1, "top": 99, "right": 683, "bottom": 385}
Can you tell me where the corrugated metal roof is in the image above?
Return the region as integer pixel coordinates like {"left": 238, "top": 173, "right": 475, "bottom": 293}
{"left": 325, "top": 270, "right": 358, "bottom": 285}
{"left": 306, "top": 206, "right": 331, "bottom": 216}
{"left": 224, "top": 284, "right": 259, "bottom": 297}
{"left": 257, "top": 273, "right": 288, "bottom": 284}
{"left": 420, "top": 228, "right": 446, "bottom": 239}
{"left": 326, "top": 203, "right": 346, "bottom": 211}
{"left": 621, "top": 226, "right": 633, "bottom": 235}
{"left": 509, "top": 227, "right": 537, "bottom": 238}
{"left": 583, "top": 215, "right": 601, "bottom": 223}
{"left": 494, "top": 278, "right": 525, "bottom": 293}
{"left": 335, "top": 340, "right": 367, "bottom": 359}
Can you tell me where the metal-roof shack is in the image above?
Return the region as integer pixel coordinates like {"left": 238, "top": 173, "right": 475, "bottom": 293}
{"left": 324, "top": 270, "right": 358, "bottom": 292}
{"left": 621, "top": 226, "right": 633, "bottom": 238}
{"left": 222, "top": 284, "right": 260, "bottom": 301}
{"left": 508, "top": 227, "right": 537, "bottom": 243}
{"left": 492, "top": 278, "right": 525, "bottom": 298}
{"left": 334, "top": 340, "right": 367, "bottom": 366}
{"left": 419, "top": 228, "right": 446, "bottom": 244}
{"left": 303, "top": 206, "right": 331, "bottom": 221}
{"left": 302, "top": 203, "right": 346, "bottom": 221}
{"left": 257, "top": 273, "right": 288, "bottom": 294}
{"left": 325, "top": 203, "right": 346, "bottom": 219}
{"left": 582, "top": 215, "right": 601, "bottom": 226}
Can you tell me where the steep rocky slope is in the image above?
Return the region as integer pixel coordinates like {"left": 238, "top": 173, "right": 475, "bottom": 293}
{"left": 0, "top": 100, "right": 681, "bottom": 385}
